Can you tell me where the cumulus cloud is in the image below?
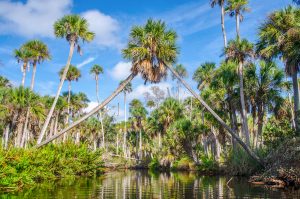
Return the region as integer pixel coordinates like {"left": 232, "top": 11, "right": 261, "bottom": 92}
{"left": 82, "top": 10, "right": 122, "bottom": 49}
{"left": 0, "top": 0, "right": 72, "bottom": 37}
{"left": 109, "top": 61, "right": 131, "bottom": 81}
{"left": 77, "top": 57, "right": 95, "bottom": 68}
{"left": 128, "top": 82, "right": 171, "bottom": 101}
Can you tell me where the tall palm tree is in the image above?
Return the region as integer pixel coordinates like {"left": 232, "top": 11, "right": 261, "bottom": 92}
{"left": 171, "top": 64, "right": 188, "bottom": 101}
{"left": 225, "top": 38, "right": 254, "bottom": 146}
{"left": 257, "top": 6, "right": 300, "bottom": 134}
{"left": 22, "top": 40, "right": 51, "bottom": 90}
{"left": 119, "top": 80, "right": 132, "bottom": 157}
{"left": 193, "top": 62, "right": 216, "bottom": 91}
{"left": 90, "top": 64, "right": 104, "bottom": 103}
{"left": 89, "top": 64, "right": 105, "bottom": 148}
{"left": 14, "top": 48, "right": 32, "bottom": 87}
{"left": 37, "top": 19, "right": 262, "bottom": 166}
{"left": 38, "top": 15, "right": 94, "bottom": 144}
{"left": 59, "top": 65, "right": 81, "bottom": 125}
{"left": 226, "top": 0, "right": 249, "bottom": 39}
{"left": 211, "top": 0, "right": 228, "bottom": 47}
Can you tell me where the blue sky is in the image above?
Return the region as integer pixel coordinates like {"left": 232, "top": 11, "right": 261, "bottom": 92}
{"left": 0, "top": 0, "right": 291, "bottom": 119}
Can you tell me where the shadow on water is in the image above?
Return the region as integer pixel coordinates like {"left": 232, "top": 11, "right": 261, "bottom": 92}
{"left": 1, "top": 170, "right": 299, "bottom": 199}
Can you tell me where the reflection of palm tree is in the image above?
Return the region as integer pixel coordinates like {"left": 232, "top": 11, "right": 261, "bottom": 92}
{"left": 38, "top": 15, "right": 94, "bottom": 144}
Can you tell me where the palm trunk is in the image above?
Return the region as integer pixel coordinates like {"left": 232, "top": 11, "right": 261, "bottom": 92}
{"left": 96, "top": 76, "right": 105, "bottom": 149}
{"left": 21, "top": 63, "right": 27, "bottom": 87}
{"left": 30, "top": 62, "right": 37, "bottom": 90}
{"left": 238, "top": 62, "right": 250, "bottom": 146}
{"left": 36, "top": 73, "right": 136, "bottom": 148}
{"left": 166, "top": 63, "right": 263, "bottom": 165}
{"left": 123, "top": 92, "right": 127, "bottom": 156}
{"left": 256, "top": 103, "right": 264, "bottom": 148}
{"left": 292, "top": 72, "right": 300, "bottom": 135}
{"left": 139, "top": 129, "right": 142, "bottom": 160}
{"left": 38, "top": 41, "right": 75, "bottom": 144}
{"left": 221, "top": 4, "right": 227, "bottom": 47}
{"left": 67, "top": 81, "right": 71, "bottom": 124}
{"left": 4, "top": 124, "right": 9, "bottom": 149}
{"left": 236, "top": 13, "right": 240, "bottom": 39}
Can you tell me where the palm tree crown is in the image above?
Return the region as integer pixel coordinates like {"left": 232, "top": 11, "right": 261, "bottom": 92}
{"left": 122, "top": 19, "right": 178, "bottom": 83}
{"left": 90, "top": 64, "right": 104, "bottom": 79}
{"left": 59, "top": 65, "right": 81, "bottom": 82}
{"left": 22, "top": 40, "right": 51, "bottom": 64}
{"left": 54, "top": 15, "right": 95, "bottom": 45}
{"left": 225, "top": 38, "right": 254, "bottom": 63}
{"left": 226, "top": 0, "right": 249, "bottom": 19}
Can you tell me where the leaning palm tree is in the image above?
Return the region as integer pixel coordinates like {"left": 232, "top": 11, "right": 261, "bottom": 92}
{"left": 211, "top": 0, "right": 228, "bottom": 47}
{"left": 224, "top": 38, "right": 254, "bottom": 146}
{"left": 59, "top": 65, "right": 81, "bottom": 124}
{"left": 171, "top": 64, "right": 188, "bottom": 101}
{"left": 38, "top": 15, "right": 94, "bottom": 144}
{"left": 89, "top": 64, "right": 105, "bottom": 148}
{"left": 119, "top": 80, "right": 132, "bottom": 156}
{"left": 36, "top": 19, "right": 262, "bottom": 165}
{"left": 257, "top": 6, "right": 300, "bottom": 134}
{"left": 226, "top": 0, "right": 249, "bottom": 39}
{"left": 14, "top": 48, "right": 32, "bottom": 87}
{"left": 22, "top": 40, "right": 51, "bottom": 90}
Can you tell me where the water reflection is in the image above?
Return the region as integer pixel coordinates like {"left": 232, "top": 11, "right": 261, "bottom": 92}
{"left": 2, "top": 170, "right": 300, "bottom": 199}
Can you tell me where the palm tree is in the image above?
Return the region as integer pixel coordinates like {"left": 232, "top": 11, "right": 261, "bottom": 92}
{"left": 257, "top": 6, "right": 300, "bottom": 134}
{"left": 226, "top": 0, "right": 249, "bottom": 39}
{"left": 244, "top": 61, "right": 285, "bottom": 147}
{"left": 22, "top": 40, "right": 51, "bottom": 90}
{"left": 0, "top": 76, "right": 11, "bottom": 88}
{"left": 129, "top": 99, "right": 147, "bottom": 160}
{"left": 90, "top": 64, "right": 104, "bottom": 103}
{"left": 38, "top": 15, "right": 94, "bottom": 144}
{"left": 211, "top": 0, "right": 228, "bottom": 47}
{"left": 120, "top": 80, "right": 132, "bottom": 157}
{"left": 171, "top": 64, "right": 188, "bottom": 101}
{"left": 89, "top": 64, "right": 105, "bottom": 148}
{"left": 193, "top": 62, "right": 216, "bottom": 91}
{"left": 224, "top": 38, "right": 254, "bottom": 146}
{"left": 59, "top": 65, "right": 81, "bottom": 125}
{"left": 14, "top": 48, "right": 32, "bottom": 87}
{"left": 37, "top": 19, "right": 262, "bottom": 166}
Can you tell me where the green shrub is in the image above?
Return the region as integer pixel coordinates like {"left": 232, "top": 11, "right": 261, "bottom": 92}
{"left": 197, "top": 155, "right": 218, "bottom": 172}
{"left": 0, "top": 143, "right": 104, "bottom": 192}
{"left": 172, "top": 156, "right": 195, "bottom": 170}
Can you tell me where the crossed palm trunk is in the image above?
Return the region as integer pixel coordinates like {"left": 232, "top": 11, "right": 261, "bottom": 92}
{"left": 36, "top": 65, "right": 263, "bottom": 166}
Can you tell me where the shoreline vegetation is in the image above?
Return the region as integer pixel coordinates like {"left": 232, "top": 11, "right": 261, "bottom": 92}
{"left": 1, "top": 0, "right": 300, "bottom": 195}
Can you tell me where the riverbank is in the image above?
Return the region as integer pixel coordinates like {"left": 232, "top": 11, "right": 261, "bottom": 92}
{"left": 0, "top": 143, "right": 104, "bottom": 192}
{"left": 249, "top": 138, "right": 300, "bottom": 189}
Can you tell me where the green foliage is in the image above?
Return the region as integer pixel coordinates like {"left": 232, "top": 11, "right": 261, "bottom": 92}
{"left": 226, "top": 146, "right": 262, "bottom": 176}
{"left": 263, "top": 117, "right": 295, "bottom": 151}
{"left": 0, "top": 143, "right": 103, "bottom": 191}
{"left": 148, "top": 157, "right": 160, "bottom": 170}
{"left": 172, "top": 156, "right": 195, "bottom": 170}
{"left": 197, "top": 155, "right": 218, "bottom": 172}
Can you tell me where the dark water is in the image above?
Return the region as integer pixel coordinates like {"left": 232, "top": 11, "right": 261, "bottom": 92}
{"left": 1, "top": 170, "right": 300, "bottom": 199}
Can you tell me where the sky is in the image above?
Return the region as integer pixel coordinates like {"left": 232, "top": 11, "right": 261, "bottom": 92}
{"left": 0, "top": 0, "right": 292, "bottom": 120}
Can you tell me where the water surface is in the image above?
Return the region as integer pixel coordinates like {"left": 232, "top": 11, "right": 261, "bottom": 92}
{"left": 1, "top": 170, "right": 299, "bottom": 198}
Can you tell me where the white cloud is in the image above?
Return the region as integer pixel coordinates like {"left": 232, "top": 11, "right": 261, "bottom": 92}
{"left": 109, "top": 61, "right": 131, "bottom": 81}
{"left": 128, "top": 82, "right": 171, "bottom": 101}
{"left": 0, "top": 0, "right": 72, "bottom": 37}
{"left": 84, "top": 101, "right": 98, "bottom": 113}
{"left": 77, "top": 57, "right": 95, "bottom": 68}
{"left": 82, "top": 10, "right": 122, "bottom": 49}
